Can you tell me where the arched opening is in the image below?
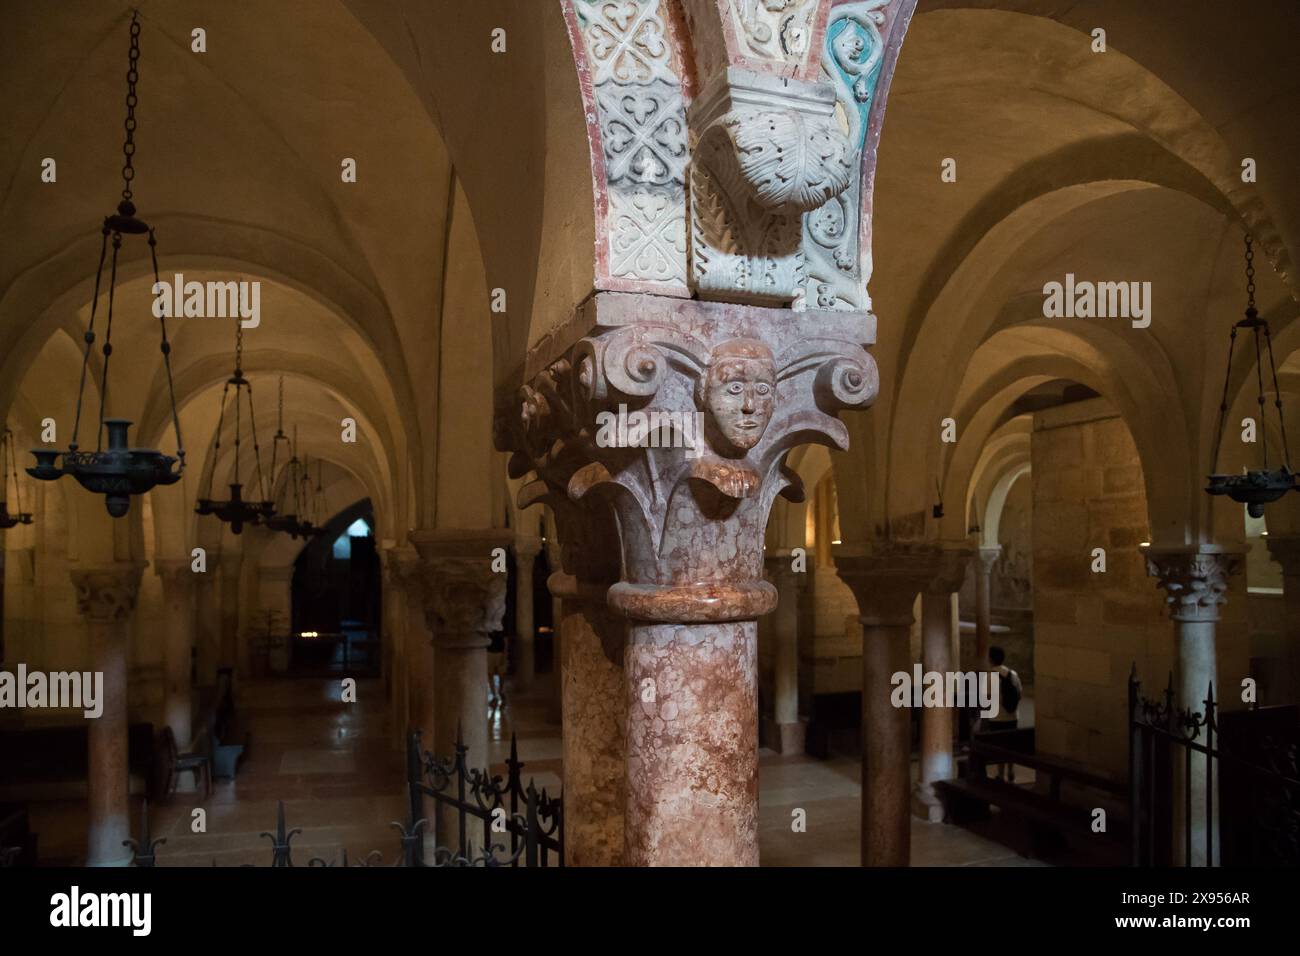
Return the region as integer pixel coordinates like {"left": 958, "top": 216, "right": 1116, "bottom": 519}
{"left": 288, "top": 499, "right": 381, "bottom": 677}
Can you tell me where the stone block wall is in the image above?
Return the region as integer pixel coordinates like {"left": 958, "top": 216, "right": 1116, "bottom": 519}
{"left": 1031, "top": 401, "right": 1169, "bottom": 780}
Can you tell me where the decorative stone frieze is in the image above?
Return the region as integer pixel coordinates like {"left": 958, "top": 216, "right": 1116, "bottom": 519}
{"left": 565, "top": 0, "right": 917, "bottom": 308}
{"left": 567, "top": 0, "right": 691, "bottom": 295}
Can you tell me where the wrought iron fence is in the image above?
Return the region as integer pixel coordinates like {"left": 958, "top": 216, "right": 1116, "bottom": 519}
{"left": 121, "top": 727, "right": 563, "bottom": 867}
{"left": 1128, "top": 666, "right": 1300, "bottom": 866}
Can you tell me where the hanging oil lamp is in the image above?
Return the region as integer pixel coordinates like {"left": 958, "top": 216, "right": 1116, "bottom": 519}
{"left": 194, "top": 322, "right": 274, "bottom": 534}
{"left": 1, "top": 427, "right": 34, "bottom": 529}
{"left": 1206, "top": 234, "right": 1299, "bottom": 518}
{"left": 27, "top": 11, "right": 185, "bottom": 517}
{"left": 263, "top": 382, "right": 306, "bottom": 538}
{"left": 294, "top": 454, "right": 328, "bottom": 539}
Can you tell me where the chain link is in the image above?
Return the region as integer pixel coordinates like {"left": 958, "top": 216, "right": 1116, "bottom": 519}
{"left": 1244, "top": 233, "right": 1256, "bottom": 309}
{"left": 122, "top": 11, "right": 141, "bottom": 201}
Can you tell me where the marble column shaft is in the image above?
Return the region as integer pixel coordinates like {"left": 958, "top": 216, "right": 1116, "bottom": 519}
{"left": 512, "top": 535, "right": 542, "bottom": 691}
{"left": 765, "top": 553, "right": 805, "bottom": 754}
{"left": 73, "top": 562, "right": 144, "bottom": 867}
{"left": 1145, "top": 547, "right": 1241, "bottom": 867}
{"left": 409, "top": 530, "right": 510, "bottom": 773}
{"left": 837, "top": 546, "right": 945, "bottom": 866}
{"left": 973, "top": 546, "right": 999, "bottom": 667}
{"left": 913, "top": 550, "right": 969, "bottom": 822}
{"left": 155, "top": 559, "right": 196, "bottom": 748}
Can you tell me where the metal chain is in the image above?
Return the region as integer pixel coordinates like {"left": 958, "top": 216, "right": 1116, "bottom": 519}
{"left": 234, "top": 320, "right": 244, "bottom": 375}
{"left": 122, "top": 11, "right": 141, "bottom": 202}
{"left": 1244, "top": 234, "right": 1256, "bottom": 310}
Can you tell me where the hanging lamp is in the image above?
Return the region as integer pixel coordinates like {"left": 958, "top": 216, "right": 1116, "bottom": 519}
{"left": 263, "top": 382, "right": 306, "bottom": 538}
{"left": 27, "top": 10, "right": 185, "bottom": 517}
{"left": 1, "top": 427, "right": 34, "bottom": 529}
{"left": 1206, "top": 234, "right": 1299, "bottom": 518}
{"left": 295, "top": 454, "right": 328, "bottom": 539}
{"left": 194, "top": 322, "right": 274, "bottom": 534}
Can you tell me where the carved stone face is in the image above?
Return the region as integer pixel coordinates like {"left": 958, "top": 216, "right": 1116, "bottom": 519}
{"left": 703, "top": 340, "right": 776, "bottom": 453}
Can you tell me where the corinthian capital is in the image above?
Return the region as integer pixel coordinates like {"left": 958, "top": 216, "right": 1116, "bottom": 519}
{"left": 498, "top": 291, "right": 875, "bottom": 624}
{"left": 1144, "top": 547, "right": 1243, "bottom": 623}
{"left": 71, "top": 562, "right": 145, "bottom": 623}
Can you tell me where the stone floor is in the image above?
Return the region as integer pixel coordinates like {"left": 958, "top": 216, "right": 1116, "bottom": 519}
{"left": 29, "top": 675, "right": 1044, "bottom": 866}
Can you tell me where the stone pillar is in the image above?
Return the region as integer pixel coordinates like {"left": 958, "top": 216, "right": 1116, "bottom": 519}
{"left": 545, "top": 538, "right": 564, "bottom": 726}
{"left": 73, "top": 562, "right": 144, "bottom": 867}
{"left": 498, "top": 292, "right": 878, "bottom": 866}
{"left": 551, "top": 570, "right": 626, "bottom": 865}
{"left": 389, "top": 549, "right": 435, "bottom": 749}
{"left": 512, "top": 535, "right": 543, "bottom": 691}
{"left": 409, "top": 531, "right": 510, "bottom": 772}
{"left": 1265, "top": 535, "right": 1300, "bottom": 702}
{"left": 155, "top": 559, "right": 195, "bottom": 748}
{"left": 764, "top": 553, "right": 807, "bottom": 754}
{"left": 974, "top": 546, "right": 1000, "bottom": 667}
{"left": 836, "top": 544, "right": 942, "bottom": 866}
{"left": 219, "top": 553, "right": 242, "bottom": 672}
{"left": 1145, "top": 547, "right": 1242, "bottom": 867}
{"left": 504, "top": 0, "right": 919, "bottom": 863}
{"left": 913, "top": 551, "right": 970, "bottom": 822}
{"left": 193, "top": 568, "right": 220, "bottom": 686}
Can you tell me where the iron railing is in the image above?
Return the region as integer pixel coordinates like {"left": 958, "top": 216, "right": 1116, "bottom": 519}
{"left": 117, "top": 727, "right": 562, "bottom": 867}
{"left": 1129, "top": 666, "right": 1300, "bottom": 866}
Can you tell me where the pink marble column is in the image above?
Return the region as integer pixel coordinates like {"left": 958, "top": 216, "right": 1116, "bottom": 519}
{"left": 498, "top": 292, "right": 878, "bottom": 865}
{"left": 512, "top": 535, "right": 542, "bottom": 691}
{"left": 974, "top": 546, "right": 999, "bottom": 667}
{"left": 551, "top": 570, "right": 625, "bottom": 865}
{"left": 913, "top": 551, "right": 970, "bottom": 822}
{"left": 72, "top": 562, "right": 144, "bottom": 867}
{"left": 836, "top": 544, "right": 943, "bottom": 866}
{"left": 155, "top": 559, "right": 195, "bottom": 748}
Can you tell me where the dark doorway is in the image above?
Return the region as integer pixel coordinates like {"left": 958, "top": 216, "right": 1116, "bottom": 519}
{"left": 288, "top": 498, "right": 381, "bottom": 677}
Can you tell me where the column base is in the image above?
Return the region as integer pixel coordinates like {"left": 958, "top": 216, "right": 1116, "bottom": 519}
{"left": 911, "top": 781, "right": 946, "bottom": 823}
{"left": 761, "top": 715, "right": 807, "bottom": 755}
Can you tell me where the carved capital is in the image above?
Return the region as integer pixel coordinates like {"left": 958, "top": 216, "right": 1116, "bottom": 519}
{"left": 1145, "top": 548, "right": 1243, "bottom": 624}
{"left": 410, "top": 530, "right": 512, "bottom": 644}
{"left": 925, "top": 546, "right": 973, "bottom": 595}
{"left": 975, "top": 546, "right": 1001, "bottom": 575}
{"left": 498, "top": 291, "right": 875, "bottom": 625}
{"left": 834, "top": 541, "right": 944, "bottom": 626}
{"left": 153, "top": 557, "right": 192, "bottom": 585}
{"left": 71, "top": 562, "right": 145, "bottom": 623}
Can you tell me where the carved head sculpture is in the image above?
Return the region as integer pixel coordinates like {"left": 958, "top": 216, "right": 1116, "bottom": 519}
{"left": 698, "top": 338, "right": 777, "bottom": 455}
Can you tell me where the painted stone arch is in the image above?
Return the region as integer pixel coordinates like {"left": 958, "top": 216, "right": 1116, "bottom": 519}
{"left": 562, "top": 0, "right": 918, "bottom": 307}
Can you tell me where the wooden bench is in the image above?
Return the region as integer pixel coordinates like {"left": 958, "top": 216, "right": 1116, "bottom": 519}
{"left": 936, "top": 728, "right": 1129, "bottom": 863}
{"left": 0, "top": 722, "right": 159, "bottom": 802}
